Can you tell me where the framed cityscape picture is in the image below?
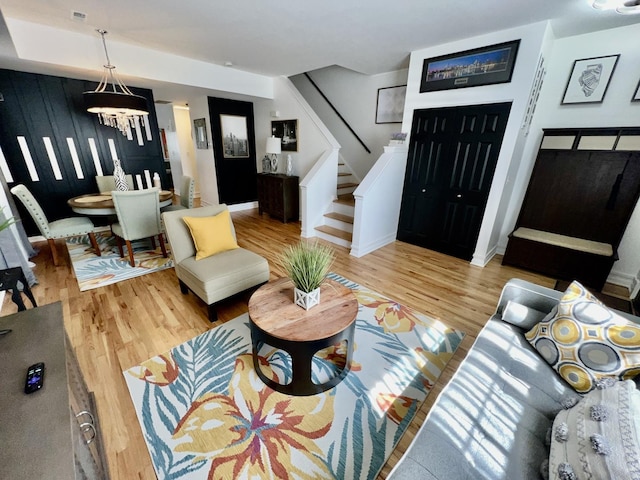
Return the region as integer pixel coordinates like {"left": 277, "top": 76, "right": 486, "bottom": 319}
{"left": 271, "top": 119, "right": 298, "bottom": 152}
{"left": 561, "top": 54, "right": 619, "bottom": 105}
{"left": 419, "top": 39, "right": 520, "bottom": 93}
{"left": 220, "top": 114, "right": 250, "bottom": 158}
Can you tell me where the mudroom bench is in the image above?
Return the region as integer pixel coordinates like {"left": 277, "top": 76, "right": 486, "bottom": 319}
{"left": 502, "top": 227, "right": 616, "bottom": 291}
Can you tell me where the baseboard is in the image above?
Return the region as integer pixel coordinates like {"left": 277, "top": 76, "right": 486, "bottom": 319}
{"left": 227, "top": 201, "right": 258, "bottom": 212}
{"left": 606, "top": 271, "right": 634, "bottom": 290}
{"left": 471, "top": 245, "right": 498, "bottom": 267}
{"left": 349, "top": 233, "right": 395, "bottom": 258}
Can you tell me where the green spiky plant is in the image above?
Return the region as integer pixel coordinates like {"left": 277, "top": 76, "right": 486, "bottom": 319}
{"left": 280, "top": 240, "right": 335, "bottom": 293}
{"left": 0, "top": 207, "right": 16, "bottom": 232}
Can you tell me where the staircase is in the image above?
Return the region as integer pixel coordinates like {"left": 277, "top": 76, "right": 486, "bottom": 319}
{"left": 314, "top": 161, "right": 357, "bottom": 248}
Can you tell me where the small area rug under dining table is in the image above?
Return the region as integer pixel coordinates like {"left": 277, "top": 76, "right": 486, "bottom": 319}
{"left": 123, "top": 273, "right": 465, "bottom": 479}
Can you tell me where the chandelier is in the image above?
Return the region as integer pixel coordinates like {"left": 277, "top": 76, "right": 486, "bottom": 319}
{"left": 592, "top": 0, "right": 640, "bottom": 14}
{"left": 83, "top": 29, "right": 149, "bottom": 137}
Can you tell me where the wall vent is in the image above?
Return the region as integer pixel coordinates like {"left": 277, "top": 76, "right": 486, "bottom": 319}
{"left": 71, "top": 11, "right": 87, "bottom": 21}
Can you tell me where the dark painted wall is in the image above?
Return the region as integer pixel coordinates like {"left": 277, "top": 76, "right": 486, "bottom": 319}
{"left": 0, "top": 68, "right": 166, "bottom": 234}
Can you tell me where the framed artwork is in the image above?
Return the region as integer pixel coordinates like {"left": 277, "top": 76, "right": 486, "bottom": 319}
{"left": 420, "top": 39, "right": 520, "bottom": 93}
{"left": 193, "top": 118, "right": 209, "bottom": 149}
{"left": 375, "top": 85, "right": 406, "bottom": 124}
{"left": 271, "top": 119, "right": 298, "bottom": 152}
{"left": 220, "top": 114, "right": 250, "bottom": 158}
{"left": 561, "top": 54, "right": 620, "bottom": 105}
{"left": 159, "top": 128, "right": 170, "bottom": 159}
{"left": 632, "top": 78, "right": 640, "bottom": 102}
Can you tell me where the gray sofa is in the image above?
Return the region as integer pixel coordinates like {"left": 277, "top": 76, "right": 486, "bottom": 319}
{"left": 388, "top": 278, "right": 640, "bottom": 479}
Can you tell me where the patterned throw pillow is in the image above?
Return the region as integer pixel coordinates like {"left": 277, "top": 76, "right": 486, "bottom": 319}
{"left": 525, "top": 281, "right": 640, "bottom": 394}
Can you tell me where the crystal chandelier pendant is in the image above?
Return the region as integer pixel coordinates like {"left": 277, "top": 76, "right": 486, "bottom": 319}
{"left": 83, "top": 30, "right": 149, "bottom": 139}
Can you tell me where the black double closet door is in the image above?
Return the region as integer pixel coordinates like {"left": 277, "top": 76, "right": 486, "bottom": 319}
{"left": 398, "top": 102, "right": 511, "bottom": 261}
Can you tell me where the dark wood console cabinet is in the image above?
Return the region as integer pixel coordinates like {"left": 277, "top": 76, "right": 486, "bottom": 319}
{"left": 0, "top": 302, "right": 109, "bottom": 479}
{"left": 257, "top": 173, "right": 299, "bottom": 223}
{"left": 503, "top": 127, "right": 640, "bottom": 290}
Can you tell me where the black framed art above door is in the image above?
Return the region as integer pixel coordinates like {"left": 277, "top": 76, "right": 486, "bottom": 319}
{"left": 208, "top": 97, "right": 257, "bottom": 205}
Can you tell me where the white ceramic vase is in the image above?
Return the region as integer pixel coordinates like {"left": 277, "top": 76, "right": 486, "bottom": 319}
{"left": 294, "top": 287, "right": 320, "bottom": 310}
{"left": 113, "top": 158, "right": 129, "bottom": 191}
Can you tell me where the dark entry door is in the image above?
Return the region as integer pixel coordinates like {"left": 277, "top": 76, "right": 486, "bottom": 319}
{"left": 208, "top": 97, "right": 257, "bottom": 204}
{"left": 398, "top": 102, "right": 511, "bottom": 260}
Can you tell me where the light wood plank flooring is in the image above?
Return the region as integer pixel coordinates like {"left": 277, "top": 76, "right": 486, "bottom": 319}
{"left": 2, "top": 208, "right": 558, "bottom": 479}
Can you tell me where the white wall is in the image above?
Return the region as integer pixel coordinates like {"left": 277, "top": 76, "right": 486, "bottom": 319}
{"left": 291, "top": 67, "right": 408, "bottom": 180}
{"left": 185, "top": 96, "right": 218, "bottom": 205}
{"left": 503, "top": 22, "right": 640, "bottom": 289}
{"left": 253, "top": 77, "right": 339, "bottom": 180}
{"left": 403, "top": 21, "right": 551, "bottom": 266}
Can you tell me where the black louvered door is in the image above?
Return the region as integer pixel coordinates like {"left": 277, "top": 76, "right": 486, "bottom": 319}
{"left": 398, "top": 102, "right": 511, "bottom": 260}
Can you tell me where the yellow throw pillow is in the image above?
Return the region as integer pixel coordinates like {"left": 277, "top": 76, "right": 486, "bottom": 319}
{"left": 183, "top": 210, "right": 238, "bottom": 260}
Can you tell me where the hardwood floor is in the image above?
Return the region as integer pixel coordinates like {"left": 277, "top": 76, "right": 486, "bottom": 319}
{"left": 1, "top": 208, "right": 557, "bottom": 479}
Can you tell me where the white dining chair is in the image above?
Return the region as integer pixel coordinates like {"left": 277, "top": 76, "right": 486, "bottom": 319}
{"left": 111, "top": 189, "right": 167, "bottom": 267}
{"left": 10, "top": 184, "right": 101, "bottom": 266}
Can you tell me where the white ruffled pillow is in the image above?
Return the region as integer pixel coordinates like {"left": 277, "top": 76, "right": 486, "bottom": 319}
{"left": 548, "top": 379, "right": 640, "bottom": 479}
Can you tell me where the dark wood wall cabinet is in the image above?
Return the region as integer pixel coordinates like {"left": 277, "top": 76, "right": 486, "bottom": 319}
{"left": 503, "top": 127, "right": 640, "bottom": 291}
{"left": 0, "top": 302, "right": 109, "bottom": 479}
{"left": 257, "top": 173, "right": 299, "bottom": 223}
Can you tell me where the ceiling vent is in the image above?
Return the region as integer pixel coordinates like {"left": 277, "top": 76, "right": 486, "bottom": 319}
{"left": 71, "top": 11, "right": 87, "bottom": 22}
{"left": 155, "top": 100, "right": 172, "bottom": 104}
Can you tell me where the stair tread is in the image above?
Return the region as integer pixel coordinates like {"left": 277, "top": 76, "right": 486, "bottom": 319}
{"left": 315, "top": 225, "right": 353, "bottom": 241}
{"left": 335, "top": 194, "right": 355, "bottom": 206}
{"left": 338, "top": 182, "right": 359, "bottom": 188}
{"left": 324, "top": 212, "right": 354, "bottom": 224}
{"left": 338, "top": 172, "right": 351, "bottom": 177}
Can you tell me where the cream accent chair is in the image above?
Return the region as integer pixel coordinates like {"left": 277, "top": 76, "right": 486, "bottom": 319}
{"left": 95, "top": 174, "right": 135, "bottom": 193}
{"left": 162, "top": 175, "right": 195, "bottom": 212}
{"left": 111, "top": 189, "right": 167, "bottom": 267}
{"left": 162, "top": 205, "right": 270, "bottom": 321}
{"left": 10, "top": 184, "right": 101, "bottom": 266}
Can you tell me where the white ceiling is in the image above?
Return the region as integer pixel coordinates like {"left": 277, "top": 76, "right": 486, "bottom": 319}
{"left": 1, "top": 0, "right": 639, "bottom": 79}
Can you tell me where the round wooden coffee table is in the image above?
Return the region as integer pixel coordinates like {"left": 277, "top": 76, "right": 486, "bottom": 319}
{"left": 248, "top": 277, "right": 358, "bottom": 396}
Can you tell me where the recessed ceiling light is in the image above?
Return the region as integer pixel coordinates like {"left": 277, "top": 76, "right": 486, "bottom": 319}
{"left": 592, "top": 0, "right": 640, "bottom": 13}
{"left": 617, "top": 0, "right": 640, "bottom": 13}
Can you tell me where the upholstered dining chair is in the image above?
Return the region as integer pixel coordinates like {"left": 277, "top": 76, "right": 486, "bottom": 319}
{"left": 95, "top": 174, "right": 135, "bottom": 192}
{"left": 111, "top": 189, "right": 167, "bottom": 267}
{"left": 162, "top": 175, "right": 195, "bottom": 212}
{"left": 10, "top": 184, "right": 101, "bottom": 266}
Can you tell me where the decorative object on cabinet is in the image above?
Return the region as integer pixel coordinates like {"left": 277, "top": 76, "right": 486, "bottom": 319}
{"left": 0, "top": 302, "right": 110, "bottom": 479}
{"left": 220, "top": 114, "right": 250, "bottom": 158}
{"left": 265, "top": 135, "right": 281, "bottom": 173}
{"left": 561, "top": 54, "right": 619, "bottom": 104}
{"left": 286, "top": 154, "right": 293, "bottom": 176}
{"left": 419, "top": 39, "right": 520, "bottom": 93}
{"left": 193, "top": 118, "right": 209, "bottom": 149}
{"left": 502, "top": 127, "right": 640, "bottom": 291}
{"left": 633, "top": 78, "right": 640, "bottom": 102}
{"left": 262, "top": 155, "right": 271, "bottom": 173}
{"left": 256, "top": 173, "right": 299, "bottom": 223}
{"left": 375, "top": 85, "right": 406, "bottom": 124}
{"left": 271, "top": 119, "right": 298, "bottom": 152}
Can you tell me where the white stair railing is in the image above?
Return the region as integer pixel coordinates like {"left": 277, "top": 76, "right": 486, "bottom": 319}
{"left": 350, "top": 145, "right": 409, "bottom": 258}
{"left": 300, "top": 148, "right": 340, "bottom": 239}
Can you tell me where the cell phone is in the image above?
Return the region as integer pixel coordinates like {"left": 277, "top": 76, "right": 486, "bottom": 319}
{"left": 24, "top": 362, "right": 45, "bottom": 394}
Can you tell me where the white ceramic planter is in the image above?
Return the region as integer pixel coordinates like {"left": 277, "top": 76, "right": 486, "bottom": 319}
{"left": 294, "top": 287, "right": 320, "bottom": 310}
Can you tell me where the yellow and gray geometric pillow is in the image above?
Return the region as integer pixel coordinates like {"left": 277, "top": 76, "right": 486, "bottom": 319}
{"left": 525, "top": 281, "right": 640, "bottom": 394}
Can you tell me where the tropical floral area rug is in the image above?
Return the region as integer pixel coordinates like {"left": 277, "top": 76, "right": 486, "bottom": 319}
{"left": 123, "top": 273, "right": 465, "bottom": 480}
{"left": 66, "top": 231, "right": 173, "bottom": 291}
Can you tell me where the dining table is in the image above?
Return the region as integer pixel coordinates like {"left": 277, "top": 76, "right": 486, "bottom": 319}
{"left": 67, "top": 190, "right": 174, "bottom": 215}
